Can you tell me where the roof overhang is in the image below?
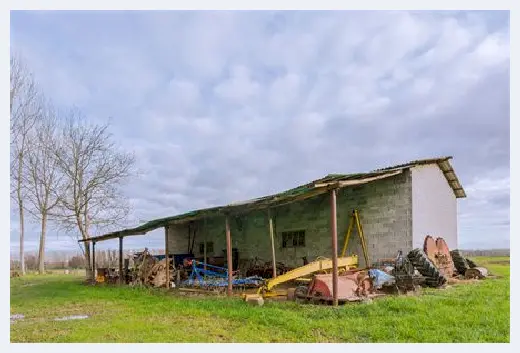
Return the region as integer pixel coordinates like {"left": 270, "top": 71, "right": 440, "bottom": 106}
{"left": 80, "top": 156, "right": 465, "bottom": 244}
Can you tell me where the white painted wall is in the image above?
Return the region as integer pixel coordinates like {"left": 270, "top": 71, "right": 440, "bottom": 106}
{"left": 411, "top": 164, "right": 458, "bottom": 250}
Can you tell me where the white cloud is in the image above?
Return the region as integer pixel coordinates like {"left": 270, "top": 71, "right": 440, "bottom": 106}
{"left": 10, "top": 11, "right": 510, "bottom": 252}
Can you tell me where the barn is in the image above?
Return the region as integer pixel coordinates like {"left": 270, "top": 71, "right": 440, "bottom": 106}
{"left": 81, "top": 156, "right": 466, "bottom": 282}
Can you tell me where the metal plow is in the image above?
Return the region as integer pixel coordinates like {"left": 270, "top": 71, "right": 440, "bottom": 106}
{"left": 423, "top": 235, "right": 456, "bottom": 278}
{"left": 295, "top": 270, "right": 377, "bottom": 304}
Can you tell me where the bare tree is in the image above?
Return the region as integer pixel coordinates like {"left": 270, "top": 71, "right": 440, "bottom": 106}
{"left": 10, "top": 54, "right": 43, "bottom": 275}
{"left": 53, "top": 110, "right": 136, "bottom": 277}
{"left": 23, "top": 105, "right": 64, "bottom": 274}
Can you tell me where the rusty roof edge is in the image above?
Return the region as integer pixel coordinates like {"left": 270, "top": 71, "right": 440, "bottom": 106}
{"left": 81, "top": 156, "right": 465, "bottom": 243}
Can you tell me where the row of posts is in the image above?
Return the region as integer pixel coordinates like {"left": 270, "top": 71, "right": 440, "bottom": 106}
{"left": 90, "top": 188, "right": 340, "bottom": 306}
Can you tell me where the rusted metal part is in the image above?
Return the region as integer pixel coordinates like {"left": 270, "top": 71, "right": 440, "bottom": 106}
{"left": 164, "top": 226, "right": 169, "bottom": 288}
{"left": 268, "top": 209, "right": 277, "bottom": 279}
{"left": 225, "top": 216, "right": 232, "bottom": 296}
{"left": 423, "top": 235, "right": 437, "bottom": 263}
{"left": 423, "top": 236, "right": 456, "bottom": 277}
{"left": 245, "top": 258, "right": 292, "bottom": 279}
{"left": 435, "top": 238, "right": 455, "bottom": 277}
{"left": 119, "top": 236, "right": 124, "bottom": 285}
{"left": 306, "top": 270, "right": 374, "bottom": 303}
{"left": 465, "top": 267, "right": 488, "bottom": 279}
{"left": 330, "top": 189, "right": 339, "bottom": 306}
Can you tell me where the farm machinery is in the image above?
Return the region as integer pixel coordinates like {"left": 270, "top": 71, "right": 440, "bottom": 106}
{"left": 244, "top": 209, "right": 488, "bottom": 305}
{"left": 245, "top": 210, "right": 375, "bottom": 303}
{"left": 181, "top": 259, "right": 264, "bottom": 289}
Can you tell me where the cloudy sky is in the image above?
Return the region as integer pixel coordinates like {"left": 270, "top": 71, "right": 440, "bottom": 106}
{"left": 10, "top": 10, "right": 509, "bottom": 255}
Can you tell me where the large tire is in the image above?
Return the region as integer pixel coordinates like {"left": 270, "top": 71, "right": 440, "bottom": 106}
{"left": 407, "top": 248, "right": 447, "bottom": 287}
{"left": 465, "top": 258, "right": 478, "bottom": 269}
{"left": 450, "top": 250, "right": 469, "bottom": 275}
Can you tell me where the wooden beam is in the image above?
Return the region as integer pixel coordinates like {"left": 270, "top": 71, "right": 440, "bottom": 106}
{"left": 268, "top": 208, "right": 277, "bottom": 278}
{"left": 78, "top": 231, "right": 147, "bottom": 243}
{"left": 164, "top": 226, "right": 169, "bottom": 289}
{"left": 330, "top": 189, "right": 339, "bottom": 307}
{"left": 314, "top": 170, "right": 403, "bottom": 188}
{"left": 225, "top": 216, "right": 232, "bottom": 297}
{"left": 119, "top": 237, "right": 123, "bottom": 285}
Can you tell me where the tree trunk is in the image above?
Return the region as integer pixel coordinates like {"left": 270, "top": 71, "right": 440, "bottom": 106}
{"left": 17, "top": 153, "right": 25, "bottom": 276}
{"left": 38, "top": 214, "right": 47, "bottom": 274}
{"left": 18, "top": 202, "right": 25, "bottom": 275}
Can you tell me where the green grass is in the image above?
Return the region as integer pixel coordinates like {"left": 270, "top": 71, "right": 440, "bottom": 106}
{"left": 10, "top": 257, "right": 510, "bottom": 343}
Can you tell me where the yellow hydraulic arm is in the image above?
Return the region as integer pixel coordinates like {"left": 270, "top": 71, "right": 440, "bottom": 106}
{"left": 259, "top": 255, "right": 358, "bottom": 294}
{"left": 340, "top": 210, "right": 370, "bottom": 266}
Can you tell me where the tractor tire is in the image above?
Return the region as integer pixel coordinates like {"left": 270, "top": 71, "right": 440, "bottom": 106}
{"left": 407, "top": 248, "right": 447, "bottom": 288}
{"left": 465, "top": 258, "right": 478, "bottom": 269}
{"left": 450, "top": 250, "right": 469, "bottom": 275}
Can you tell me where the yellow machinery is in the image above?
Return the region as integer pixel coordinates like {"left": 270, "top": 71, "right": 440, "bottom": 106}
{"left": 244, "top": 209, "right": 369, "bottom": 300}
{"left": 341, "top": 210, "right": 370, "bottom": 265}
{"left": 249, "top": 255, "right": 359, "bottom": 298}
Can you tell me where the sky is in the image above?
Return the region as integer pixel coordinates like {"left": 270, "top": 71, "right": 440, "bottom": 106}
{"left": 9, "top": 10, "right": 510, "bottom": 255}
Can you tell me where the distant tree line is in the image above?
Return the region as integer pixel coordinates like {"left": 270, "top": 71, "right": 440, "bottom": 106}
{"left": 10, "top": 53, "right": 137, "bottom": 277}
{"left": 461, "top": 249, "right": 510, "bottom": 257}
{"left": 10, "top": 248, "right": 163, "bottom": 271}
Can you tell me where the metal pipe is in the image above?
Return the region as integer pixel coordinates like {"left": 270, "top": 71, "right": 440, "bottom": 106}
{"left": 225, "top": 216, "right": 232, "bottom": 296}
{"left": 164, "top": 226, "right": 169, "bottom": 289}
{"left": 268, "top": 208, "right": 277, "bottom": 278}
{"left": 92, "top": 241, "right": 96, "bottom": 282}
{"left": 330, "top": 189, "right": 339, "bottom": 306}
{"left": 119, "top": 237, "right": 123, "bottom": 285}
{"left": 203, "top": 218, "right": 207, "bottom": 272}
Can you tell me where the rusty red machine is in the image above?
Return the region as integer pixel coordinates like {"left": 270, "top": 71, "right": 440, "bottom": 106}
{"left": 246, "top": 210, "right": 376, "bottom": 303}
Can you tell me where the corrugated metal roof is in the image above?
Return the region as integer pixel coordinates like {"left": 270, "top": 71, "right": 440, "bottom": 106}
{"left": 80, "top": 156, "right": 465, "bottom": 243}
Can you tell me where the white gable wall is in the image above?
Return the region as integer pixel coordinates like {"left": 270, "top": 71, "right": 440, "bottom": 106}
{"left": 411, "top": 164, "right": 458, "bottom": 249}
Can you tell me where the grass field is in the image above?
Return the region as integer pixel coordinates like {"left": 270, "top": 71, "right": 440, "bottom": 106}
{"left": 10, "top": 256, "right": 510, "bottom": 343}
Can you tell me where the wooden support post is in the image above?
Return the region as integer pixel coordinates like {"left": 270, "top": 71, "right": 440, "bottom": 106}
{"left": 330, "top": 189, "right": 339, "bottom": 307}
{"left": 119, "top": 237, "right": 123, "bottom": 285}
{"left": 164, "top": 226, "right": 169, "bottom": 289}
{"left": 268, "top": 208, "right": 277, "bottom": 278}
{"left": 225, "top": 216, "right": 232, "bottom": 297}
{"left": 92, "top": 241, "right": 96, "bottom": 282}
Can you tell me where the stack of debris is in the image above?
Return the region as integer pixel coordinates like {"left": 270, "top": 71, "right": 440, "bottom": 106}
{"left": 129, "top": 248, "right": 175, "bottom": 288}
{"left": 245, "top": 257, "right": 293, "bottom": 278}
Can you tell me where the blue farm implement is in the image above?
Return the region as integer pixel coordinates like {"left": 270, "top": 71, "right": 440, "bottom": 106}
{"left": 181, "top": 260, "right": 264, "bottom": 289}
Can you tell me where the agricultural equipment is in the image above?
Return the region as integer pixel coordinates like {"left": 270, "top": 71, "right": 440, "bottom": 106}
{"left": 450, "top": 249, "right": 479, "bottom": 276}
{"left": 390, "top": 250, "right": 422, "bottom": 293}
{"left": 295, "top": 269, "right": 376, "bottom": 304}
{"left": 464, "top": 267, "right": 488, "bottom": 279}
{"left": 245, "top": 257, "right": 293, "bottom": 278}
{"left": 245, "top": 209, "right": 371, "bottom": 303}
{"left": 423, "top": 236, "right": 455, "bottom": 277}
{"left": 341, "top": 210, "right": 370, "bottom": 266}
{"left": 407, "top": 248, "right": 447, "bottom": 287}
{"left": 181, "top": 260, "right": 263, "bottom": 289}
{"left": 245, "top": 255, "right": 360, "bottom": 300}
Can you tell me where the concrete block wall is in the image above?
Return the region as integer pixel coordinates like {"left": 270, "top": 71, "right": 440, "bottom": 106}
{"left": 167, "top": 170, "right": 414, "bottom": 268}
